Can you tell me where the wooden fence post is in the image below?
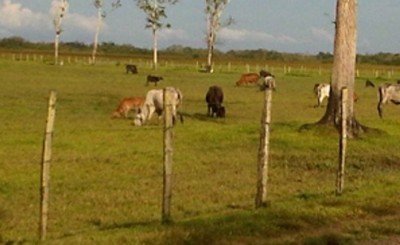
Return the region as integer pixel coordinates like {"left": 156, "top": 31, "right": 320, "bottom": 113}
{"left": 336, "top": 87, "right": 347, "bottom": 195}
{"left": 162, "top": 88, "right": 174, "bottom": 224}
{"left": 39, "top": 90, "right": 57, "bottom": 241}
{"left": 255, "top": 87, "right": 272, "bottom": 208}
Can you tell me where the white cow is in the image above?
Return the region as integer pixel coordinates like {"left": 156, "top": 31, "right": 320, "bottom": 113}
{"left": 313, "top": 83, "right": 330, "bottom": 107}
{"left": 377, "top": 83, "right": 400, "bottom": 118}
{"left": 133, "top": 87, "right": 183, "bottom": 126}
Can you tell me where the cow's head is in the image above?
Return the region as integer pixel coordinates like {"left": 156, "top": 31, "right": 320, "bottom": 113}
{"left": 133, "top": 111, "right": 145, "bottom": 126}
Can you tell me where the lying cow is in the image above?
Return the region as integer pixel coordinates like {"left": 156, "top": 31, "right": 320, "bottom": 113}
{"left": 314, "top": 83, "right": 359, "bottom": 107}
{"left": 377, "top": 83, "right": 400, "bottom": 118}
{"left": 146, "top": 75, "right": 163, "bottom": 86}
{"left": 111, "top": 97, "right": 145, "bottom": 119}
{"left": 126, "top": 64, "right": 138, "bottom": 74}
{"left": 235, "top": 73, "right": 260, "bottom": 86}
{"left": 133, "top": 87, "right": 183, "bottom": 126}
{"left": 205, "top": 85, "right": 225, "bottom": 118}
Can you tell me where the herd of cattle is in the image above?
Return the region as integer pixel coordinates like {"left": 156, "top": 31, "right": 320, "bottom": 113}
{"left": 114, "top": 64, "right": 400, "bottom": 125}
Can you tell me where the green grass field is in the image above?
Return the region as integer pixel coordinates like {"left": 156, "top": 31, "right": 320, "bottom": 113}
{"left": 1, "top": 57, "right": 400, "bottom": 245}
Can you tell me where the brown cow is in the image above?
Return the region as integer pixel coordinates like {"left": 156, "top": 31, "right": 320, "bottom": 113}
{"left": 235, "top": 73, "right": 260, "bottom": 86}
{"left": 112, "top": 97, "right": 145, "bottom": 119}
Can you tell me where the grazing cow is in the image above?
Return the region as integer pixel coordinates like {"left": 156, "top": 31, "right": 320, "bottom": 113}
{"left": 146, "top": 75, "right": 163, "bottom": 86}
{"left": 126, "top": 64, "right": 138, "bottom": 74}
{"left": 365, "top": 79, "right": 376, "bottom": 88}
{"left": 314, "top": 83, "right": 359, "bottom": 107}
{"left": 313, "top": 83, "right": 331, "bottom": 107}
{"left": 205, "top": 86, "right": 225, "bottom": 118}
{"left": 133, "top": 87, "right": 183, "bottom": 126}
{"left": 235, "top": 73, "right": 260, "bottom": 86}
{"left": 111, "top": 97, "right": 145, "bottom": 119}
{"left": 377, "top": 83, "right": 400, "bottom": 118}
{"left": 260, "top": 75, "right": 276, "bottom": 91}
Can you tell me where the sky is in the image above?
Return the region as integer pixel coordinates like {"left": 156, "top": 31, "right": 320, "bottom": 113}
{"left": 0, "top": 0, "right": 399, "bottom": 54}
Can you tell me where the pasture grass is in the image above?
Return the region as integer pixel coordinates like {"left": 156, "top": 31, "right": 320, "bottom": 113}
{"left": 0, "top": 58, "right": 400, "bottom": 244}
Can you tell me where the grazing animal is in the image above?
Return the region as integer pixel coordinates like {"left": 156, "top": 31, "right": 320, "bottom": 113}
{"left": 146, "top": 75, "right": 163, "bottom": 86}
{"left": 235, "top": 73, "right": 260, "bottom": 86}
{"left": 313, "top": 83, "right": 359, "bottom": 107}
{"left": 133, "top": 87, "right": 183, "bottom": 126}
{"left": 313, "top": 83, "right": 331, "bottom": 107}
{"left": 125, "top": 64, "right": 138, "bottom": 74}
{"left": 260, "top": 75, "right": 276, "bottom": 91}
{"left": 205, "top": 85, "right": 225, "bottom": 118}
{"left": 259, "top": 70, "right": 273, "bottom": 78}
{"left": 365, "top": 79, "right": 376, "bottom": 88}
{"left": 111, "top": 97, "right": 145, "bottom": 119}
{"left": 377, "top": 83, "right": 400, "bottom": 118}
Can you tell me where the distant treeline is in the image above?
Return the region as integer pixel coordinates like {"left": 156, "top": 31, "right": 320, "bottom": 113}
{"left": 1, "top": 36, "right": 400, "bottom": 66}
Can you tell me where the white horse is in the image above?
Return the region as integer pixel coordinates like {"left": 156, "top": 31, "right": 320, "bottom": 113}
{"left": 133, "top": 87, "right": 183, "bottom": 126}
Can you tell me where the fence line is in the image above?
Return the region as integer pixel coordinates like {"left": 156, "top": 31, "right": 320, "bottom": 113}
{"left": 1, "top": 52, "right": 398, "bottom": 78}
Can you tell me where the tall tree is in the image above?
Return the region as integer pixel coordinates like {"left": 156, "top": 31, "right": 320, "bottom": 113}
{"left": 52, "top": 0, "right": 69, "bottom": 65}
{"left": 92, "top": 0, "right": 106, "bottom": 65}
{"left": 317, "top": 0, "right": 366, "bottom": 137}
{"left": 205, "top": 0, "right": 232, "bottom": 73}
{"left": 136, "top": 0, "right": 178, "bottom": 70}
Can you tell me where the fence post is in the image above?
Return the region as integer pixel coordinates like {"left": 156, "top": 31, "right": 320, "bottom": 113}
{"left": 162, "top": 88, "right": 174, "bottom": 224}
{"left": 255, "top": 87, "right": 272, "bottom": 208}
{"left": 336, "top": 87, "right": 347, "bottom": 195}
{"left": 39, "top": 90, "right": 57, "bottom": 241}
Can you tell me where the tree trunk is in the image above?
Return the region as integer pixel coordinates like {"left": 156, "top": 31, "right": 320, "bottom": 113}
{"left": 206, "top": 32, "right": 214, "bottom": 71}
{"left": 153, "top": 27, "right": 158, "bottom": 70}
{"left": 92, "top": 2, "right": 102, "bottom": 65}
{"left": 318, "top": 0, "right": 365, "bottom": 137}
{"left": 54, "top": 33, "right": 60, "bottom": 65}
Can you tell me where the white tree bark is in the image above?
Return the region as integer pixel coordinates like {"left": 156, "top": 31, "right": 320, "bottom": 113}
{"left": 92, "top": 0, "right": 103, "bottom": 65}
{"left": 53, "top": 0, "right": 69, "bottom": 65}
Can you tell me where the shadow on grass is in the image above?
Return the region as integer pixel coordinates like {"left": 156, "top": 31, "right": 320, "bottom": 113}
{"left": 91, "top": 219, "right": 161, "bottom": 231}
{"left": 181, "top": 112, "right": 227, "bottom": 124}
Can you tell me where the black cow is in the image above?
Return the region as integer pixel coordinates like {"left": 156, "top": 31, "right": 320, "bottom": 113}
{"left": 126, "top": 64, "right": 138, "bottom": 74}
{"left": 206, "top": 85, "right": 225, "bottom": 118}
{"left": 259, "top": 70, "right": 273, "bottom": 78}
{"left": 146, "top": 75, "right": 163, "bottom": 86}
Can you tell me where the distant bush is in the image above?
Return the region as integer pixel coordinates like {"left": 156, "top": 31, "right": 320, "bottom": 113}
{"left": 0, "top": 36, "right": 399, "bottom": 66}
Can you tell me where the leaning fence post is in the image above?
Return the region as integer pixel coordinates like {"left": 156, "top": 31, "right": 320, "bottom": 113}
{"left": 255, "top": 87, "right": 272, "bottom": 208}
{"left": 336, "top": 87, "right": 348, "bottom": 195}
{"left": 39, "top": 90, "right": 57, "bottom": 241}
{"left": 162, "top": 88, "right": 174, "bottom": 224}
